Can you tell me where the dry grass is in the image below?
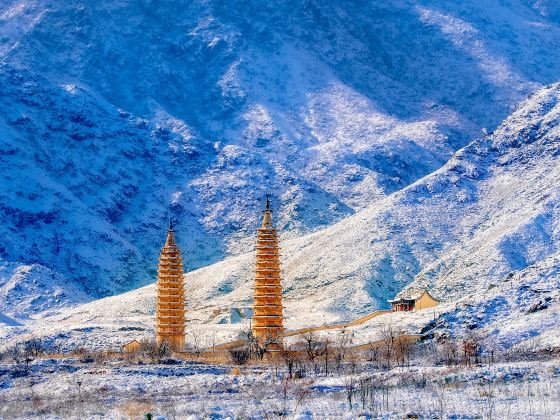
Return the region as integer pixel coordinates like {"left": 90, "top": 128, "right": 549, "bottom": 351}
{"left": 118, "top": 398, "right": 155, "bottom": 419}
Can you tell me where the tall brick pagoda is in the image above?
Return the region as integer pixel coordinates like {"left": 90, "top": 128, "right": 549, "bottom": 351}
{"left": 252, "top": 196, "right": 284, "bottom": 348}
{"left": 156, "top": 221, "right": 185, "bottom": 349}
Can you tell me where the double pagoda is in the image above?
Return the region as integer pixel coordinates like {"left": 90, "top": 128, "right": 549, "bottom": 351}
{"left": 252, "top": 197, "right": 285, "bottom": 348}
{"left": 156, "top": 222, "right": 186, "bottom": 349}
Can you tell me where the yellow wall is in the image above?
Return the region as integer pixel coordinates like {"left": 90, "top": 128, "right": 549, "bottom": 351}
{"left": 122, "top": 341, "right": 141, "bottom": 352}
{"left": 414, "top": 292, "right": 439, "bottom": 310}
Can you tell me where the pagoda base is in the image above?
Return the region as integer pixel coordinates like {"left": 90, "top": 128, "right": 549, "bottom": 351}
{"left": 156, "top": 334, "right": 185, "bottom": 350}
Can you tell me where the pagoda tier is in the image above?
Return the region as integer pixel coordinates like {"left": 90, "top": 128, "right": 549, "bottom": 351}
{"left": 252, "top": 197, "right": 284, "bottom": 349}
{"left": 156, "top": 222, "right": 186, "bottom": 349}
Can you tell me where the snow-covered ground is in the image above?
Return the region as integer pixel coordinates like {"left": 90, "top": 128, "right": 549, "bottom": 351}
{"left": 1, "top": 2, "right": 560, "bottom": 417}
{"left": 2, "top": 356, "right": 560, "bottom": 418}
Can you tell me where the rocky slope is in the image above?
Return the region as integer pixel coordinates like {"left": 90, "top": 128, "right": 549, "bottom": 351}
{"left": 2, "top": 83, "right": 558, "bottom": 352}
{"left": 1, "top": 0, "right": 560, "bottom": 297}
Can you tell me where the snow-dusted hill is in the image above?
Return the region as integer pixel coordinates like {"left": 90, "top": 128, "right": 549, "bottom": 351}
{"left": 174, "top": 82, "right": 560, "bottom": 328}
{"left": 3, "top": 83, "right": 559, "bottom": 352}
{"left": 430, "top": 251, "right": 560, "bottom": 352}
{"left": 0, "top": 262, "right": 88, "bottom": 322}
{"left": 1, "top": 0, "right": 560, "bottom": 297}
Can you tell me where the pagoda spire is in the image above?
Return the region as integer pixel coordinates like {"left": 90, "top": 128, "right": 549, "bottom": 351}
{"left": 262, "top": 195, "right": 273, "bottom": 229}
{"left": 156, "top": 220, "right": 185, "bottom": 349}
{"left": 252, "top": 196, "right": 284, "bottom": 349}
{"left": 164, "top": 219, "right": 177, "bottom": 247}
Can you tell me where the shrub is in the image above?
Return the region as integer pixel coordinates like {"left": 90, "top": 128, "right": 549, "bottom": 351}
{"left": 229, "top": 346, "right": 251, "bottom": 365}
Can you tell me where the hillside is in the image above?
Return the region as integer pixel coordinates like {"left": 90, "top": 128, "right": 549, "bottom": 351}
{"left": 2, "top": 82, "right": 559, "bottom": 352}
{"left": 430, "top": 251, "right": 560, "bottom": 352}
{"left": 181, "top": 82, "right": 560, "bottom": 328}
{"left": 1, "top": 0, "right": 560, "bottom": 296}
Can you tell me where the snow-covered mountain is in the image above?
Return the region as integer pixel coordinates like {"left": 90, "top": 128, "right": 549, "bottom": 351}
{"left": 430, "top": 251, "right": 560, "bottom": 352}
{"left": 2, "top": 82, "right": 559, "bottom": 353}
{"left": 1, "top": 0, "right": 560, "bottom": 297}
{"left": 179, "top": 82, "right": 560, "bottom": 327}
{"left": 0, "top": 261, "right": 88, "bottom": 322}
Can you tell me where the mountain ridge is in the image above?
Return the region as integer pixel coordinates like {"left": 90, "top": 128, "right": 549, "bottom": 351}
{"left": 2, "top": 82, "right": 559, "bottom": 353}
{"left": 2, "top": 0, "right": 560, "bottom": 296}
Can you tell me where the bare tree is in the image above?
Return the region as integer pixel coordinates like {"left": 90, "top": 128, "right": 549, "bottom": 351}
{"left": 291, "top": 380, "right": 311, "bottom": 415}
{"left": 345, "top": 374, "right": 356, "bottom": 411}
{"left": 323, "top": 337, "right": 331, "bottom": 377}
{"left": 279, "top": 346, "right": 299, "bottom": 379}
{"left": 9, "top": 341, "right": 34, "bottom": 375}
{"left": 24, "top": 337, "right": 45, "bottom": 358}
{"left": 140, "top": 339, "right": 170, "bottom": 363}
{"left": 301, "top": 332, "right": 320, "bottom": 362}
{"left": 205, "top": 332, "right": 217, "bottom": 353}
{"left": 185, "top": 330, "right": 203, "bottom": 356}
{"left": 394, "top": 337, "right": 416, "bottom": 368}
{"left": 229, "top": 346, "right": 251, "bottom": 365}
{"left": 72, "top": 347, "right": 95, "bottom": 363}
{"left": 380, "top": 322, "right": 397, "bottom": 369}
{"left": 439, "top": 338, "right": 460, "bottom": 366}
{"left": 463, "top": 331, "right": 482, "bottom": 367}
{"left": 237, "top": 328, "right": 278, "bottom": 360}
{"left": 334, "top": 330, "right": 354, "bottom": 372}
{"left": 367, "top": 343, "right": 381, "bottom": 368}
{"left": 299, "top": 332, "right": 328, "bottom": 373}
{"left": 9, "top": 341, "right": 24, "bottom": 364}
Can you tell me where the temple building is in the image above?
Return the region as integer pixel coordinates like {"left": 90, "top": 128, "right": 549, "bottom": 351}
{"left": 252, "top": 197, "right": 284, "bottom": 349}
{"left": 156, "top": 222, "right": 186, "bottom": 349}
{"left": 388, "top": 289, "right": 439, "bottom": 312}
